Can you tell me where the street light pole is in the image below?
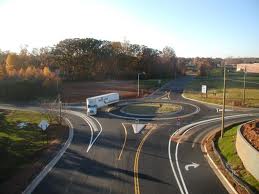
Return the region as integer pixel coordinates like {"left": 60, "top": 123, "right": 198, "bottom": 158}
{"left": 137, "top": 72, "right": 145, "bottom": 97}
{"left": 221, "top": 64, "right": 226, "bottom": 138}
{"left": 243, "top": 66, "right": 246, "bottom": 105}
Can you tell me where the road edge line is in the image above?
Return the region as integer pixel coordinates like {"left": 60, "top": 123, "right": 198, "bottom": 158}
{"left": 202, "top": 137, "right": 238, "bottom": 194}
{"left": 22, "top": 117, "right": 74, "bottom": 194}
{"left": 169, "top": 130, "right": 185, "bottom": 194}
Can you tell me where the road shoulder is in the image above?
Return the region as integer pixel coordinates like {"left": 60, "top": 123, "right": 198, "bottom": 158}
{"left": 201, "top": 126, "right": 255, "bottom": 194}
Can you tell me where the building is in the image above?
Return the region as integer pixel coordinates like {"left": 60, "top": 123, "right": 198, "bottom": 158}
{"left": 236, "top": 63, "right": 259, "bottom": 73}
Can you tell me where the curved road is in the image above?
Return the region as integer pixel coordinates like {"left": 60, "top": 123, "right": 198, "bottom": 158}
{"left": 3, "top": 76, "right": 258, "bottom": 194}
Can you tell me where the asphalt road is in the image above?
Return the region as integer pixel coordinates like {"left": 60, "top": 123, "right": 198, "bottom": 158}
{"left": 3, "top": 76, "right": 258, "bottom": 194}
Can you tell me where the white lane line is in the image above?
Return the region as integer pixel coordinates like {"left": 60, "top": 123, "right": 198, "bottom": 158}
{"left": 118, "top": 123, "right": 128, "bottom": 160}
{"left": 87, "top": 115, "right": 103, "bottom": 152}
{"left": 168, "top": 129, "right": 185, "bottom": 194}
{"left": 64, "top": 110, "right": 103, "bottom": 152}
{"left": 109, "top": 101, "right": 200, "bottom": 121}
{"left": 23, "top": 117, "right": 74, "bottom": 194}
{"left": 175, "top": 126, "right": 196, "bottom": 194}
{"left": 64, "top": 110, "right": 94, "bottom": 152}
{"left": 169, "top": 113, "right": 259, "bottom": 194}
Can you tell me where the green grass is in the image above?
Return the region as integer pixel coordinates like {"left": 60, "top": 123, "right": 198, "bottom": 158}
{"left": 0, "top": 110, "right": 49, "bottom": 183}
{"left": 217, "top": 125, "right": 259, "bottom": 191}
{"left": 139, "top": 79, "right": 169, "bottom": 90}
{"left": 184, "top": 70, "right": 259, "bottom": 107}
{"left": 6, "top": 110, "right": 48, "bottom": 123}
{"left": 123, "top": 103, "right": 181, "bottom": 115}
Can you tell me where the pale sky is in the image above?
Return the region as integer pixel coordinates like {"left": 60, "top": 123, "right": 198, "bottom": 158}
{"left": 0, "top": 0, "right": 258, "bottom": 57}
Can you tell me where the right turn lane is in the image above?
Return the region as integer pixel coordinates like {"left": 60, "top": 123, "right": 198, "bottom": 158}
{"left": 169, "top": 114, "right": 259, "bottom": 194}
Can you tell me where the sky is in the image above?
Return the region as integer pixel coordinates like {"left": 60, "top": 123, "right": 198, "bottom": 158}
{"left": 0, "top": 0, "right": 258, "bottom": 58}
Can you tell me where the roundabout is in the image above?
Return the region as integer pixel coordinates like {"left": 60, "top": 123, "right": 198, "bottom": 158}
{"left": 108, "top": 100, "right": 200, "bottom": 121}
{"left": 120, "top": 102, "right": 182, "bottom": 116}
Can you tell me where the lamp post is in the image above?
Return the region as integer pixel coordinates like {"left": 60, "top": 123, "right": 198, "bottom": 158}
{"left": 137, "top": 72, "right": 146, "bottom": 97}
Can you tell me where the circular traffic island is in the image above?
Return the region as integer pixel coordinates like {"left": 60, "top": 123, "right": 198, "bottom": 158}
{"left": 121, "top": 102, "right": 182, "bottom": 116}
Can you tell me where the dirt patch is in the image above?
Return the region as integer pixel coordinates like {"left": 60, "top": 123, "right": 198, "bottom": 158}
{"left": 61, "top": 80, "right": 152, "bottom": 102}
{"left": 0, "top": 123, "right": 69, "bottom": 194}
{"left": 242, "top": 120, "right": 259, "bottom": 151}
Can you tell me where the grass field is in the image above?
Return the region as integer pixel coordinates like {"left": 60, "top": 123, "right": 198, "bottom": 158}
{"left": 184, "top": 69, "right": 259, "bottom": 107}
{"left": 139, "top": 79, "right": 169, "bottom": 89}
{"left": 62, "top": 79, "right": 170, "bottom": 102}
{"left": 217, "top": 125, "right": 259, "bottom": 191}
{"left": 0, "top": 110, "right": 50, "bottom": 183}
{"left": 122, "top": 103, "right": 181, "bottom": 115}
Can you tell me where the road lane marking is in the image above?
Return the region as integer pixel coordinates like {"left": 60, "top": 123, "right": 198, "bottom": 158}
{"left": 168, "top": 130, "right": 185, "bottom": 194}
{"left": 118, "top": 123, "right": 128, "bottom": 160}
{"left": 169, "top": 113, "right": 259, "bottom": 194}
{"left": 87, "top": 115, "right": 103, "bottom": 152}
{"left": 109, "top": 101, "right": 200, "bottom": 121}
{"left": 134, "top": 126, "right": 155, "bottom": 194}
{"left": 63, "top": 110, "right": 102, "bottom": 152}
{"left": 63, "top": 110, "right": 94, "bottom": 152}
{"left": 23, "top": 117, "right": 74, "bottom": 194}
{"left": 184, "top": 162, "right": 199, "bottom": 171}
{"left": 175, "top": 129, "right": 190, "bottom": 194}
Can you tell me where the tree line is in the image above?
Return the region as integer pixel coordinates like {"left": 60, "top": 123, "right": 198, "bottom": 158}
{"left": 0, "top": 38, "right": 185, "bottom": 81}
{"left": 1, "top": 39, "right": 258, "bottom": 81}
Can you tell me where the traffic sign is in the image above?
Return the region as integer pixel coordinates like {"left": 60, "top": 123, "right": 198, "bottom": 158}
{"left": 38, "top": 120, "right": 49, "bottom": 131}
{"left": 201, "top": 85, "right": 207, "bottom": 94}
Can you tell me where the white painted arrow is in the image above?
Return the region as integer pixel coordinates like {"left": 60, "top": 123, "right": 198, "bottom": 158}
{"left": 185, "top": 162, "right": 199, "bottom": 171}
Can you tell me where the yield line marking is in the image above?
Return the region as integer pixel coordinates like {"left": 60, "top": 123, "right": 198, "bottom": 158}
{"left": 134, "top": 126, "right": 155, "bottom": 194}
{"left": 118, "top": 123, "right": 128, "bottom": 160}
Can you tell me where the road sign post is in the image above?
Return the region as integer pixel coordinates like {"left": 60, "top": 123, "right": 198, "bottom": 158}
{"left": 176, "top": 117, "right": 181, "bottom": 128}
{"left": 201, "top": 85, "right": 207, "bottom": 98}
{"left": 39, "top": 120, "right": 49, "bottom": 144}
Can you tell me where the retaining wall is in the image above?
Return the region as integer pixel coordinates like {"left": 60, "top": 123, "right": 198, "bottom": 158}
{"left": 236, "top": 122, "right": 259, "bottom": 181}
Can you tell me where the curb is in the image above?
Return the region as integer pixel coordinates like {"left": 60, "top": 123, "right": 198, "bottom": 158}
{"left": 23, "top": 117, "right": 74, "bottom": 194}
{"left": 119, "top": 102, "right": 183, "bottom": 117}
{"left": 202, "top": 133, "right": 238, "bottom": 194}
{"left": 202, "top": 122, "right": 256, "bottom": 194}
{"left": 108, "top": 101, "right": 200, "bottom": 121}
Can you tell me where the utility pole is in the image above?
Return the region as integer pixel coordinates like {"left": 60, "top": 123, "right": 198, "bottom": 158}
{"left": 243, "top": 66, "right": 246, "bottom": 105}
{"left": 58, "top": 94, "right": 62, "bottom": 124}
{"left": 137, "top": 73, "right": 140, "bottom": 97}
{"left": 221, "top": 64, "right": 226, "bottom": 138}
